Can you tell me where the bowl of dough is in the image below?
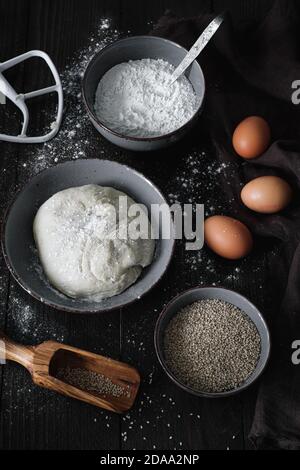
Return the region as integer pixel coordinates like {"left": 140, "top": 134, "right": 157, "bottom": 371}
{"left": 2, "top": 159, "right": 175, "bottom": 313}
{"left": 82, "top": 36, "right": 205, "bottom": 151}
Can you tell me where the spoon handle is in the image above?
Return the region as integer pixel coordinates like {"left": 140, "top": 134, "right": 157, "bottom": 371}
{"left": 170, "top": 14, "right": 224, "bottom": 85}
{"left": 0, "top": 330, "right": 35, "bottom": 374}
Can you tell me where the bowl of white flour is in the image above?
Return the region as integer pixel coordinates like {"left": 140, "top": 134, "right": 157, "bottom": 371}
{"left": 82, "top": 36, "right": 205, "bottom": 151}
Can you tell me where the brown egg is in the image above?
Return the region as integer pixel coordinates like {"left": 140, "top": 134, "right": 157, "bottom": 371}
{"left": 232, "top": 116, "right": 271, "bottom": 159}
{"left": 241, "top": 176, "right": 292, "bottom": 214}
{"left": 204, "top": 215, "right": 253, "bottom": 260}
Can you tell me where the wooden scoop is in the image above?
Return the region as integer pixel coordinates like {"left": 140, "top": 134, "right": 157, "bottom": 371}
{"left": 0, "top": 331, "right": 140, "bottom": 413}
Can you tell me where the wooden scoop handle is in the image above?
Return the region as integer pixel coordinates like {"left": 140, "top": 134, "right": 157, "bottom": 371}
{"left": 0, "top": 330, "right": 34, "bottom": 374}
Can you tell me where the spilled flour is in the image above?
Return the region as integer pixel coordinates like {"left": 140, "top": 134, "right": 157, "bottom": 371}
{"left": 23, "top": 18, "right": 121, "bottom": 177}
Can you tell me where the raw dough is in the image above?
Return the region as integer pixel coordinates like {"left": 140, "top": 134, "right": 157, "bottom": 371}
{"left": 33, "top": 184, "right": 155, "bottom": 300}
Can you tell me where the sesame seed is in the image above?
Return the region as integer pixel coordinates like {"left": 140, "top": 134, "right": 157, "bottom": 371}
{"left": 55, "top": 367, "right": 130, "bottom": 398}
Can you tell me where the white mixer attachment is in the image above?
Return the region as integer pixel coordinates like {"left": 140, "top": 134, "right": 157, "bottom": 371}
{"left": 0, "top": 50, "right": 63, "bottom": 143}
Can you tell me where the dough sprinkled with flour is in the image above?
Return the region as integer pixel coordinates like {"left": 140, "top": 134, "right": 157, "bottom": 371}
{"left": 94, "top": 58, "right": 199, "bottom": 137}
{"left": 33, "top": 185, "right": 155, "bottom": 300}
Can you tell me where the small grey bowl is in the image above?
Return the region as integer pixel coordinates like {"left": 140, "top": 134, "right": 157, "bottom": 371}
{"left": 82, "top": 35, "right": 205, "bottom": 151}
{"left": 2, "top": 159, "right": 175, "bottom": 314}
{"left": 154, "top": 287, "right": 270, "bottom": 397}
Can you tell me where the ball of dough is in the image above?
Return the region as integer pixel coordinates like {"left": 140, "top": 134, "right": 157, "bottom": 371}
{"left": 33, "top": 184, "right": 155, "bottom": 300}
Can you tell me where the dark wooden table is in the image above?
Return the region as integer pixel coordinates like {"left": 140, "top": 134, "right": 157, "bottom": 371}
{"left": 0, "top": 0, "right": 277, "bottom": 450}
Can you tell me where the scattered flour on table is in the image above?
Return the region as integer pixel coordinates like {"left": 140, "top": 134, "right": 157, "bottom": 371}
{"left": 22, "top": 18, "right": 121, "bottom": 177}
{"left": 94, "top": 58, "right": 199, "bottom": 137}
{"left": 9, "top": 294, "right": 66, "bottom": 342}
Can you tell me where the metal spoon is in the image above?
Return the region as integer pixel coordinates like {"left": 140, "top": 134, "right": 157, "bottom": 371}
{"left": 170, "top": 14, "right": 224, "bottom": 85}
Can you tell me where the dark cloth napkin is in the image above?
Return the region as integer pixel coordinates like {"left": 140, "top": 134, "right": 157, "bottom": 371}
{"left": 152, "top": 0, "right": 300, "bottom": 450}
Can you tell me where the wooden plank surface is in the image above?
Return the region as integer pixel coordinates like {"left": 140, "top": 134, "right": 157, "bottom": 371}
{"left": 0, "top": 0, "right": 277, "bottom": 450}
{"left": 0, "top": 0, "right": 30, "bottom": 450}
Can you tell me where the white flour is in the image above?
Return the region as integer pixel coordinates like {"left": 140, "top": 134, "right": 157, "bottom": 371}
{"left": 94, "top": 58, "right": 199, "bottom": 137}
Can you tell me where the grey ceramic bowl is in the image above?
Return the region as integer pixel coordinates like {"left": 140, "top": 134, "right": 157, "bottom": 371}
{"left": 2, "top": 159, "right": 175, "bottom": 313}
{"left": 154, "top": 287, "right": 270, "bottom": 397}
{"left": 82, "top": 36, "right": 205, "bottom": 151}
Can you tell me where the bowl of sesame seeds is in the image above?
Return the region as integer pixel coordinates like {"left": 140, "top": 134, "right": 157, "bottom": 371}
{"left": 154, "top": 287, "right": 270, "bottom": 397}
